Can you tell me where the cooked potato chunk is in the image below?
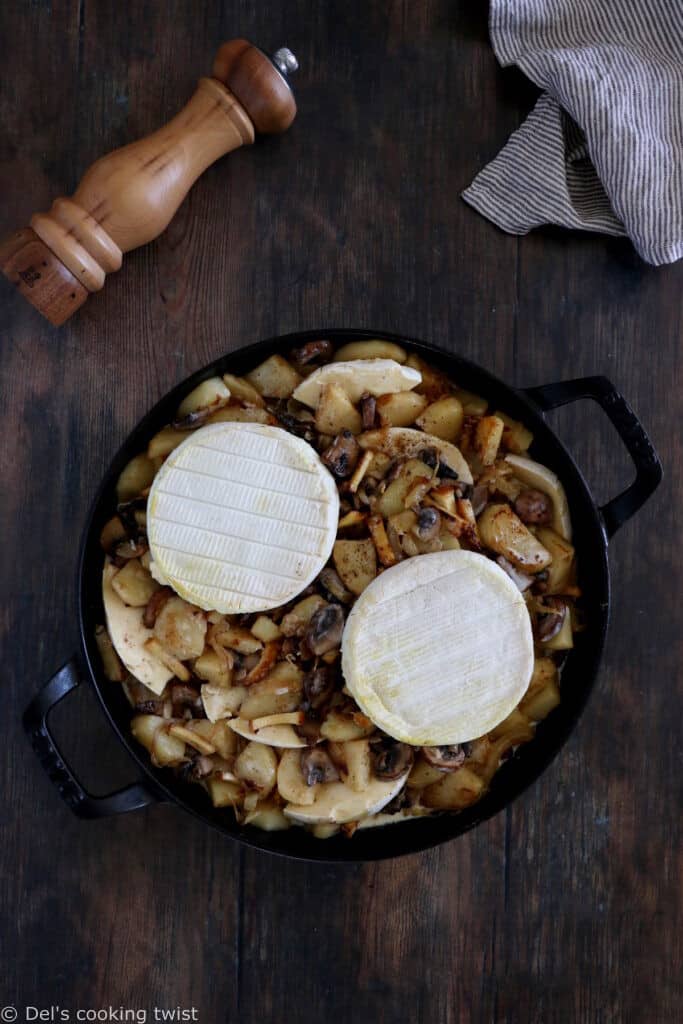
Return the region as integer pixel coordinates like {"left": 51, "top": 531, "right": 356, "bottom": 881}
{"left": 244, "top": 802, "right": 290, "bottom": 830}
{"left": 475, "top": 415, "right": 505, "bottom": 466}
{"left": 116, "top": 454, "right": 156, "bottom": 502}
{"left": 250, "top": 615, "right": 282, "bottom": 643}
{"left": 194, "top": 650, "right": 232, "bottom": 688}
{"left": 176, "top": 377, "right": 230, "bottom": 420}
{"left": 320, "top": 710, "right": 375, "bottom": 741}
{"left": 239, "top": 663, "right": 303, "bottom": 719}
{"left": 405, "top": 354, "right": 451, "bottom": 402}
{"left": 211, "top": 622, "right": 262, "bottom": 654}
{"left": 495, "top": 410, "right": 533, "bottom": 453}
{"left": 342, "top": 739, "right": 372, "bottom": 793}
{"left": 147, "top": 427, "right": 188, "bottom": 460}
{"left": 221, "top": 372, "right": 265, "bottom": 407}
{"left": 153, "top": 596, "right": 207, "bottom": 659}
{"left": 110, "top": 559, "right": 159, "bottom": 607}
{"left": 543, "top": 611, "right": 574, "bottom": 651}
{"left": 376, "top": 391, "right": 428, "bottom": 427}
{"left": 207, "top": 776, "right": 243, "bottom": 808}
{"left": 201, "top": 683, "right": 246, "bottom": 721}
{"left": 315, "top": 382, "right": 362, "bottom": 435}
{"left": 407, "top": 757, "right": 446, "bottom": 789}
{"left": 205, "top": 406, "right": 276, "bottom": 425}
{"left": 235, "top": 741, "right": 277, "bottom": 796}
{"left": 416, "top": 396, "right": 464, "bottom": 442}
{"left": 422, "top": 766, "right": 485, "bottom": 809}
{"left": 367, "top": 515, "right": 397, "bottom": 567}
{"left": 151, "top": 724, "right": 188, "bottom": 767}
{"left": 453, "top": 388, "right": 488, "bottom": 416}
{"left": 246, "top": 355, "right": 302, "bottom": 398}
{"left": 333, "top": 340, "right": 407, "bottom": 363}
{"left": 333, "top": 539, "right": 377, "bottom": 595}
{"left": 478, "top": 503, "right": 552, "bottom": 573}
{"left": 535, "top": 527, "right": 575, "bottom": 592}
{"left": 95, "top": 625, "right": 125, "bottom": 682}
{"left": 277, "top": 749, "right": 316, "bottom": 805}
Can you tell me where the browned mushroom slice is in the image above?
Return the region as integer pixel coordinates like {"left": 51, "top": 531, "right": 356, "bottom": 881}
{"left": 305, "top": 604, "right": 345, "bottom": 656}
{"left": 360, "top": 393, "right": 378, "bottom": 430}
{"left": 300, "top": 748, "right": 340, "bottom": 786}
{"left": 535, "top": 597, "right": 568, "bottom": 643}
{"left": 289, "top": 339, "right": 334, "bottom": 366}
{"left": 303, "top": 664, "right": 338, "bottom": 711}
{"left": 318, "top": 567, "right": 354, "bottom": 605}
{"left": 321, "top": 430, "right": 361, "bottom": 479}
{"left": 371, "top": 737, "right": 415, "bottom": 780}
{"left": 422, "top": 744, "right": 468, "bottom": 771}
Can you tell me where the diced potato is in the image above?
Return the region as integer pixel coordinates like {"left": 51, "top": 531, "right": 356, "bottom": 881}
{"left": 337, "top": 510, "right": 367, "bottom": 531}
{"left": 495, "top": 410, "right": 533, "bottom": 454}
{"left": 454, "top": 388, "right": 488, "bottom": 416}
{"left": 201, "top": 683, "right": 246, "bottom": 721}
{"left": 475, "top": 416, "right": 505, "bottom": 466}
{"left": 205, "top": 406, "right": 276, "bottom": 425}
{"left": 176, "top": 377, "right": 230, "bottom": 420}
{"left": 535, "top": 527, "right": 575, "bottom": 593}
{"left": 151, "top": 724, "right": 188, "bottom": 767}
{"left": 207, "top": 776, "right": 243, "bottom": 808}
{"left": 147, "top": 427, "right": 188, "bottom": 460}
{"left": 333, "top": 539, "right": 377, "bottom": 596}
{"left": 239, "top": 663, "right": 303, "bottom": 719}
{"left": 543, "top": 612, "right": 574, "bottom": 651}
{"left": 422, "top": 766, "right": 485, "bottom": 809}
{"left": 169, "top": 722, "right": 217, "bottom": 755}
{"left": 489, "top": 708, "right": 531, "bottom": 742}
{"left": 130, "top": 714, "right": 164, "bottom": 753}
{"left": 194, "top": 650, "right": 233, "bottom": 688}
{"left": 94, "top": 625, "right": 125, "bottom": 682}
{"left": 154, "top": 596, "right": 207, "bottom": 659}
{"left": 439, "top": 531, "right": 461, "bottom": 551}
{"left": 203, "top": 720, "right": 237, "bottom": 759}
{"left": 250, "top": 615, "right": 282, "bottom": 643}
{"left": 425, "top": 485, "right": 457, "bottom": 518}
{"left": 277, "top": 749, "right": 316, "bottom": 805}
{"left": 407, "top": 757, "right": 446, "bottom": 789}
{"left": 478, "top": 504, "right": 552, "bottom": 573}
{"left": 110, "top": 559, "right": 159, "bottom": 607}
{"left": 416, "top": 396, "right": 464, "bottom": 442}
{"left": 333, "top": 340, "right": 407, "bottom": 363}
{"left": 342, "top": 740, "right": 372, "bottom": 793}
{"left": 212, "top": 623, "right": 262, "bottom": 654}
{"left": 378, "top": 477, "right": 411, "bottom": 517}
{"left": 367, "top": 515, "right": 397, "bottom": 567}
{"left": 222, "top": 372, "right": 266, "bottom": 407}
{"left": 280, "top": 595, "right": 327, "bottom": 636}
{"left": 235, "top": 741, "right": 278, "bottom": 795}
{"left": 244, "top": 801, "right": 290, "bottom": 830}
{"left": 144, "top": 638, "right": 191, "bottom": 682}
{"left": 376, "top": 391, "right": 428, "bottom": 427}
{"left": 521, "top": 658, "right": 557, "bottom": 703}
{"left": 116, "top": 454, "right": 156, "bottom": 502}
{"left": 320, "top": 710, "right": 375, "bottom": 741}
{"left": 315, "top": 382, "right": 362, "bottom": 435}
{"left": 521, "top": 677, "right": 560, "bottom": 722}
{"left": 405, "top": 354, "right": 451, "bottom": 402}
{"left": 246, "top": 355, "right": 302, "bottom": 398}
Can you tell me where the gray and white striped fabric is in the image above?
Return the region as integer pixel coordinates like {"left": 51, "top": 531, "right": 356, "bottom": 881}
{"left": 462, "top": 0, "right": 683, "bottom": 265}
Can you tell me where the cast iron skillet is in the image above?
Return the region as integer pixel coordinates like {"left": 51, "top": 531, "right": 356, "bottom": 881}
{"left": 23, "top": 330, "right": 662, "bottom": 861}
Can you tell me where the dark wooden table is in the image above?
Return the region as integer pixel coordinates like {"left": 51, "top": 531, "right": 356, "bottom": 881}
{"left": 1, "top": 3, "right": 680, "bottom": 1022}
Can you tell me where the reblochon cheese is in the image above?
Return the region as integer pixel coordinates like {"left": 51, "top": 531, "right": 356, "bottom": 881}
{"left": 341, "top": 550, "right": 534, "bottom": 745}
{"left": 146, "top": 422, "right": 339, "bottom": 614}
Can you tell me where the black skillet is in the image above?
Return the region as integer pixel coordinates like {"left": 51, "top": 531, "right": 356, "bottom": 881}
{"left": 23, "top": 330, "right": 662, "bottom": 861}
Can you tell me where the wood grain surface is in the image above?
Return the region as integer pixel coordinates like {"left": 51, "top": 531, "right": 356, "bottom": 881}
{"left": 1, "top": 3, "right": 680, "bottom": 1022}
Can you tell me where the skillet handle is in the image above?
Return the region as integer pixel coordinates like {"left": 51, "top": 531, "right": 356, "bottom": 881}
{"left": 23, "top": 658, "right": 160, "bottom": 819}
{"left": 524, "top": 376, "right": 662, "bottom": 539}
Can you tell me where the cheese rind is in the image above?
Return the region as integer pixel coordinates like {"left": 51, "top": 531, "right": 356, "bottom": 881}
{"left": 147, "top": 423, "right": 339, "bottom": 614}
{"left": 341, "top": 550, "right": 534, "bottom": 745}
{"left": 292, "top": 359, "right": 421, "bottom": 408}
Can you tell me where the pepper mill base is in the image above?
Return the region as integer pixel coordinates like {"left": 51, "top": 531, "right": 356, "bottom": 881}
{"left": 0, "top": 228, "right": 89, "bottom": 326}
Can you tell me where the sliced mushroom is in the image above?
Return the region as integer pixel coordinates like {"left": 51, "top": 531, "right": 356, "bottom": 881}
{"left": 536, "top": 597, "right": 568, "bottom": 642}
{"left": 321, "top": 430, "right": 360, "bottom": 479}
{"left": 360, "top": 394, "right": 378, "bottom": 430}
{"left": 303, "top": 664, "right": 337, "bottom": 711}
{"left": 422, "top": 744, "right": 468, "bottom": 771}
{"left": 305, "top": 604, "right": 345, "bottom": 656}
{"left": 300, "top": 747, "right": 340, "bottom": 786}
{"left": 371, "top": 737, "right": 414, "bottom": 780}
{"left": 414, "top": 507, "right": 441, "bottom": 541}
{"left": 417, "top": 446, "right": 438, "bottom": 469}
{"left": 514, "top": 488, "right": 553, "bottom": 526}
{"left": 114, "top": 536, "right": 148, "bottom": 561}
{"left": 142, "top": 586, "right": 174, "bottom": 629}
{"left": 318, "top": 567, "right": 354, "bottom": 605}
{"left": 179, "top": 753, "right": 215, "bottom": 782}
{"left": 289, "top": 339, "right": 334, "bottom": 366}
{"left": 471, "top": 483, "right": 489, "bottom": 517}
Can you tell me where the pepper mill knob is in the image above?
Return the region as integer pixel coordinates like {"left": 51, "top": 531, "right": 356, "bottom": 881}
{"left": 0, "top": 39, "right": 298, "bottom": 326}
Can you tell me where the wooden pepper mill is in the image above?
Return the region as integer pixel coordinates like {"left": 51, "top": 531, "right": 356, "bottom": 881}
{"left": 0, "top": 40, "right": 298, "bottom": 326}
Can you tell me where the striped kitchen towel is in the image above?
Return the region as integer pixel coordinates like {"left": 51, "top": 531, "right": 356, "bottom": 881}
{"left": 462, "top": 0, "right": 683, "bottom": 265}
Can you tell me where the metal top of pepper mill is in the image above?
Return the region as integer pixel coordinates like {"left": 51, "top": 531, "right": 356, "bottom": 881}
{"left": 271, "top": 47, "right": 299, "bottom": 78}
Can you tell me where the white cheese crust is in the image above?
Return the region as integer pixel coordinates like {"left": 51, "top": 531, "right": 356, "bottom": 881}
{"left": 341, "top": 550, "right": 534, "bottom": 745}
{"left": 147, "top": 423, "right": 339, "bottom": 614}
